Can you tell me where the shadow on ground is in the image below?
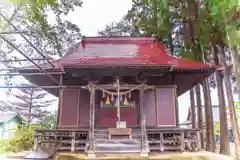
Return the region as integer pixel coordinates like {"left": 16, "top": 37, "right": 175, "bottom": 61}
{"left": 56, "top": 152, "right": 233, "bottom": 160}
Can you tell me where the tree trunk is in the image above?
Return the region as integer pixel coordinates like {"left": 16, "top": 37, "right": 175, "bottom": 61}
{"left": 213, "top": 46, "right": 230, "bottom": 154}
{"left": 231, "top": 46, "right": 240, "bottom": 101}
{"left": 190, "top": 88, "right": 196, "bottom": 128}
{"left": 218, "top": 45, "right": 240, "bottom": 159}
{"left": 195, "top": 84, "right": 204, "bottom": 149}
{"left": 202, "top": 79, "right": 215, "bottom": 152}
{"left": 28, "top": 88, "right": 34, "bottom": 124}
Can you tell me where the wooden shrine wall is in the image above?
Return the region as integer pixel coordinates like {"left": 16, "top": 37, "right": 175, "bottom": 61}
{"left": 57, "top": 89, "right": 90, "bottom": 128}
{"left": 58, "top": 89, "right": 79, "bottom": 128}
{"left": 143, "top": 90, "right": 157, "bottom": 126}
{"left": 57, "top": 87, "right": 177, "bottom": 129}
{"left": 156, "top": 88, "right": 176, "bottom": 126}
{"left": 97, "top": 91, "right": 139, "bottom": 127}
{"left": 143, "top": 87, "right": 176, "bottom": 127}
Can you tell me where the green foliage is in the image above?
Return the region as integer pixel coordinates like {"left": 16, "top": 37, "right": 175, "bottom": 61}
{"left": 39, "top": 112, "right": 57, "bottom": 129}
{"left": 214, "top": 122, "right": 220, "bottom": 136}
{"left": 0, "top": 125, "right": 34, "bottom": 154}
{"left": 2, "top": 0, "right": 82, "bottom": 59}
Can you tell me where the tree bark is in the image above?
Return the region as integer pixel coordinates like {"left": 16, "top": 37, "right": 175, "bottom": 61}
{"left": 195, "top": 84, "right": 204, "bottom": 149}
{"left": 231, "top": 47, "right": 240, "bottom": 101}
{"left": 190, "top": 88, "right": 196, "bottom": 128}
{"left": 213, "top": 46, "right": 230, "bottom": 154}
{"left": 202, "top": 79, "right": 215, "bottom": 152}
{"left": 28, "top": 88, "right": 34, "bottom": 124}
{"left": 218, "top": 45, "right": 240, "bottom": 159}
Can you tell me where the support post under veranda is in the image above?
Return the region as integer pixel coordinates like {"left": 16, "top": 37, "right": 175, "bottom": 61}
{"left": 190, "top": 88, "right": 196, "bottom": 129}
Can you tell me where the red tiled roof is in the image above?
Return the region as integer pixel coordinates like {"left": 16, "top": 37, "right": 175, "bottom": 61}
{"left": 48, "top": 37, "right": 213, "bottom": 70}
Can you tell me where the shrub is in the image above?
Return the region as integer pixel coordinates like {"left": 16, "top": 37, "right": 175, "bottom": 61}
{"left": 0, "top": 124, "right": 34, "bottom": 153}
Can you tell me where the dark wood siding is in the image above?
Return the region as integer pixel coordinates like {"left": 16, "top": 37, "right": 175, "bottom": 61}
{"left": 99, "top": 108, "right": 137, "bottom": 127}
{"left": 156, "top": 88, "right": 176, "bottom": 126}
{"left": 98, "top": 91, "right": 139, "bottom": 127}
{"left": 143, "top": 90, "right": 157, "bottom": 126}
{"left": 78, "top": 90, "right": 90, "bottom": 126}
{"left": 58, "top": 89, "right": 80, "bottom": 127}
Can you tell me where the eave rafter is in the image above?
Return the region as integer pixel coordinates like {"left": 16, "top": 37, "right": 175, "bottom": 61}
{"left": 0, "top": 11, "right": 61, "bottom": 87}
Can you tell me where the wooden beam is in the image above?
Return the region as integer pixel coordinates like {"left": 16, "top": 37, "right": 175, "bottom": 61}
{"left": 96, "top": 84, "right": 177, "bottom": 90}
{"left": 0, "top": 72, "right": 64, "bottom": 76}
{"left": 97, "top": 84, "right": 142, "bottom": 90}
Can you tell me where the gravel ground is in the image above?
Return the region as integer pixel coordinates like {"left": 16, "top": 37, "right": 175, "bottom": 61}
{"left": 0, "top": 151, "right": 234, "bottom": 160}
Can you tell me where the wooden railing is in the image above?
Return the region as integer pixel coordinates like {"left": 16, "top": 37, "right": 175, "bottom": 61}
{"left": 147, "top": 128, "right": 201, "bottom": 152}
{"left": 34, "top": 129, "right": 88, "bottom": 152}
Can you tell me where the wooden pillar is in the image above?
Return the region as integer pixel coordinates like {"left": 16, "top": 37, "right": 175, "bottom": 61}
{"left": 71, "top": 132, "right": 76, "bottom": 152}
{"left": 175, "top": 100, "right": 179, "bottom": 127}
{"left": 190, "top": 88, "right": 196, "bottom": 128}
{"left": 56, "top": 74, "right": 63, "bottom": 128}
{"left": 88, "top": 83, "right": 95, "bottom": 155}
{"left": 140, "top": 86, "right": 144, "bottom": 153}
{"left": 33, "top": 130, "right": 38, "bottom": 150}
{"left": 140, "top": 87, "right": 144, "bottom": 124}
{"left": 174, "top": 86, "right": 179, "bottom": 127}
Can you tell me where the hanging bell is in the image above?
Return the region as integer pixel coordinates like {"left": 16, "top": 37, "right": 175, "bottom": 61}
{"left": 123, "top": 95, "right": 129, "bottom": 105}
{"left": 105, "top": 95, "right": 110, "bottom": 105}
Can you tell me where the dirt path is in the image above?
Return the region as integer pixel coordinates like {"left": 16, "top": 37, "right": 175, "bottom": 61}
{"left": 1, "top": 151, "right": 234, "bottom": 160}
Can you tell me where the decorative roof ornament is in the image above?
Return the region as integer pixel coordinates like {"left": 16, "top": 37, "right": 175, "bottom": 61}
{"left": 81, "top": 36, "right": 86, "bottom": 49}
{"left": 152, "top": 34, "right": 163, "bottom": 42}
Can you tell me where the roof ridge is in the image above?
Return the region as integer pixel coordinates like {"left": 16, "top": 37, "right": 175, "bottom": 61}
{"left": 83, "top": 36, "right": 154, "bottom": 42}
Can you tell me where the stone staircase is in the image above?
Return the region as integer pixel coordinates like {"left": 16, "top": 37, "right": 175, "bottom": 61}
{"left": 93, "top": 128, "right": 149, "bottom": 153}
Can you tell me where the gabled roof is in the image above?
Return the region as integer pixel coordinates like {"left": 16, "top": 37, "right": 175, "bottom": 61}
{"left": 0, "top": 112, "right": 25, "bottom": 123}
{"left": 20, "top": 37, "right": 214, "bottom": 70}
{"left": 17, "top": 37, "right": 215, "bottom": 96}
{"left": 57, "top": 37, "right": 212, "bottom": 69}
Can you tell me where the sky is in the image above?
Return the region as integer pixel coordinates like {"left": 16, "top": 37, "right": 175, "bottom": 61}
{"left": 0, "top": 0, "right": 238, "bottom": 123}
{"left": 65, "top": 0, "right": 133, "bottom": 36}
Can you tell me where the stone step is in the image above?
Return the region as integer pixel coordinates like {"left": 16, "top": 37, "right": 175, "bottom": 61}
{"left": 95, "top": 138, "right": 149, "bottom": 144}
{"left": 95, "top": 134, "right": 143, "bottom": 138}
{"left": 95, "top": 146, "right": 150, "bottom": 153}
{"left": 95, "top": 146, "right": 141, "bottom": 151}
{"left": 94, "top": 131, "right": 142, "bottom": 135}
{"left": 96, "top": 138, "right": 140, "bottom": 143}
{"left": 95, "top": 129, "right": 141, "bottom": 132}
